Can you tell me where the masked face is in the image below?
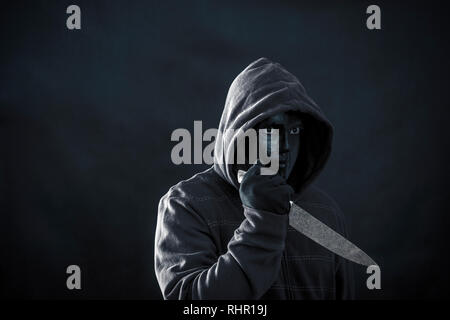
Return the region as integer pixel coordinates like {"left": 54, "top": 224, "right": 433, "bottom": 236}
{"left": 236, "top": 111, "right": 303, "bottom": 180}
{"left": 256, "top": 111, "right": 303, "bottom": 180}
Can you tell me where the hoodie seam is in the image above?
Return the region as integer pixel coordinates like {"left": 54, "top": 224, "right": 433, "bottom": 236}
{"left": 166, "top": 195, "right": 230, "bottom": 202}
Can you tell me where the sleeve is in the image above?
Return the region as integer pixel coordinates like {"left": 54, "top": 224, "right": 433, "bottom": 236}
{"left": 334, "top": 205, "right": 356, "bottom": 300}
{"left": 154, "top": 195, "right": 289, "bottom": 300}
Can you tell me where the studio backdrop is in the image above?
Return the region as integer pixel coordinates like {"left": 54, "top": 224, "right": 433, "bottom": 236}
{"left": 1, "top": 0, "right": 449, "bottom": 299}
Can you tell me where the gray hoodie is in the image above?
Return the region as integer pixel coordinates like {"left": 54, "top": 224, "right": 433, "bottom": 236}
{"left": 155, "top": 58, "right": 355, "bottom": 299}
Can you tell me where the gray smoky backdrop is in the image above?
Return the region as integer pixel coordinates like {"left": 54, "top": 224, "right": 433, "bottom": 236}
{"left": 1, "top": 0, "right": 449, "bottom": 299}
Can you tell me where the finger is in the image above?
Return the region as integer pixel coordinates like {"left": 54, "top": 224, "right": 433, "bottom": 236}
{"left": 244, "top": 162, "right": 262, "bottom": 179}
{"left": 268, "top": 183, "right": 294, "bottom": 196}
{"left": 281, "top": 185, "right": 295, "bottom": 200}
{"left": 250, "top": 170, "right": 287, "bottom": 186}
{"left": 269, "top": 174, "right": 286, "bottom": 185}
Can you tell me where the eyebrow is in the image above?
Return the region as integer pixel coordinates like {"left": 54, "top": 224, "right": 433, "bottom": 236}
{"left": 290, "top": 120, "right": 304, "bottom": 128}
{"left": 258, "top": 118, "right": 304, "bottom": 128}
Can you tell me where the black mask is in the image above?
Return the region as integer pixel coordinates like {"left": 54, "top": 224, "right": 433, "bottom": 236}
{"left": 236, "top": 111, "right": 303, "bottom": 180}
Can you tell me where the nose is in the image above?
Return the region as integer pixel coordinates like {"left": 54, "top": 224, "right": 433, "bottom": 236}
{"left": 280, "top": 129, "right": 289, "bottom": 154}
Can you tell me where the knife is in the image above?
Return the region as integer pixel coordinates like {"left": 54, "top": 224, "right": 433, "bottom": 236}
{"left": 237, "top": 169, "right": 377, "bottom": 267}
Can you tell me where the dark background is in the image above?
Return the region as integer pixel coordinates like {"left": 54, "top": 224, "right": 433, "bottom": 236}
{"left": 1, "top": 0, "right": 449, "bottom": 299}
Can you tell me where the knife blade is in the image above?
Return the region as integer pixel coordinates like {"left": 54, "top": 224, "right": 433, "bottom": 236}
{"left": 288, "top": 202, "right": 377, "bottom": 267}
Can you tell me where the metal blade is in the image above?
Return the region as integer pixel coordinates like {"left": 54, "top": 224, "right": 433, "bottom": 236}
{"left": 289, "top": 203, "right": 377, "bottom": 267}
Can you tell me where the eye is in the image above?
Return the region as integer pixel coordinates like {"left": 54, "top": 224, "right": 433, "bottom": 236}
{"left": 289, "top": 127, "right": 300, "bottom": 135}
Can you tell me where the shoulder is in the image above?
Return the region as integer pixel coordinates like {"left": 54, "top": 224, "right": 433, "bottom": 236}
{"left": 296, "top": 184, "right": 340, "bottom": 210}
{"left": 162, "top": 167, "right": 231, "bottom": 202}
{"left": 294, "top": 184, "right": 349, "bottom": 233}
{"left": 158, "top": 167, "right": 236, "bottom": 220}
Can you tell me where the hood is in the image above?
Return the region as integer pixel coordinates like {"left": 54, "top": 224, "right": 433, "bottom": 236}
{"left": 213, "top": 57, "right": 333, "bottom": 193}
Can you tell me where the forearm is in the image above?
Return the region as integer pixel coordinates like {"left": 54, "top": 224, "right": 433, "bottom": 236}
{"left": 156, "top": 202, "right": 289, "bottom": 300}
{"left": 187, "top": 206, "right": 289, "bottom": 299}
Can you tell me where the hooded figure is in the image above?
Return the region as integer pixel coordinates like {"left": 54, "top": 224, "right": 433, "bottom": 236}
{"left": 155, "top": 58, "right": 354, "bottom": 299}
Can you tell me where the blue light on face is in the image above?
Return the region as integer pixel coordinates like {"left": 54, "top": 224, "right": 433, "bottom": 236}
{"left": 256, "top": 112, "right": 303, "bottom": 180}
